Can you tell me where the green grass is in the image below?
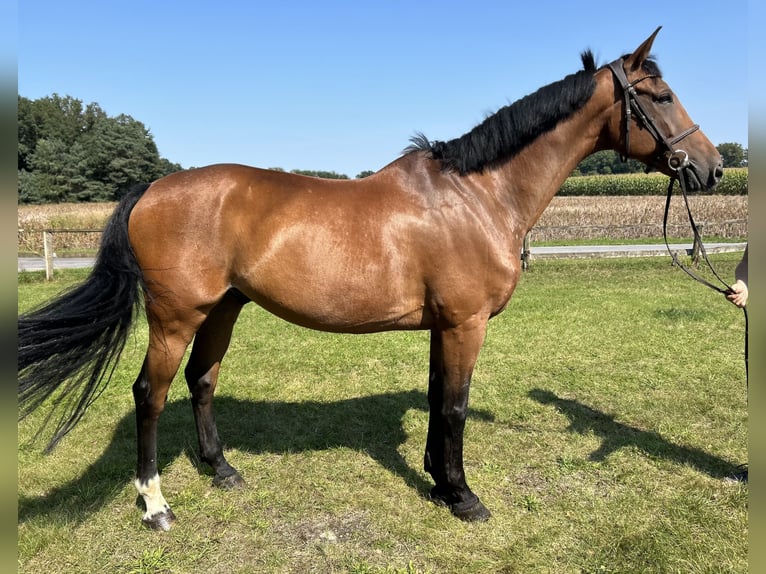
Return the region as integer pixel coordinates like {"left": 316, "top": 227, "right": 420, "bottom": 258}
{"left": 18, "top": 255, "right": 748, "bottom": 573}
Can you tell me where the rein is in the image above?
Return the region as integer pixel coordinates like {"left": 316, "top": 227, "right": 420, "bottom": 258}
{"left": 608, "top": 58, "right": 749, "bottom": 385}
{"left": 662, "top": 174, "right": 749, "bottom": 386}
{"left": 662, "top": 176, "right": 729, "bottom": 295}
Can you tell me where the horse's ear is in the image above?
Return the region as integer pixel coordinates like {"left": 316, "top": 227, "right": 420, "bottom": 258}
{"left": 624, "top": 26, "right": 662, "bottom": 72}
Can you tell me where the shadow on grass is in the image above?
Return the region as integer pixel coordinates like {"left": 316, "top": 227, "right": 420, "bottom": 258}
{"left": 528, "top": 388, "right": 741, "bottom": 478}
{"left": 18, "top": 390, "right": 495, "bottom": 525}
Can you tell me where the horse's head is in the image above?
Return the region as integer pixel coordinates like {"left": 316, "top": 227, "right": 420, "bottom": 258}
{"left": 602, "top": 27, "right": 723, "bottom": 191}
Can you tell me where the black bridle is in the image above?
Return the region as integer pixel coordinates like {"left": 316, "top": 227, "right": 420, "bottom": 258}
{"left": 607, "top": 58, "right": 700, "bottom": 173}
{"left": 608, "top": 58, "right": 748, "bottom": 385}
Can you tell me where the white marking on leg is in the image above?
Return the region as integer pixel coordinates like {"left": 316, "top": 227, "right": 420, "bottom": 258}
{"left": 135, "top": 474, "right": 171, "bottom": 520}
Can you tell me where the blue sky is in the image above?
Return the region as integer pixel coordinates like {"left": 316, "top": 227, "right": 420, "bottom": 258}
{"left": 18, "top": 1, "right": 748, "bottom": 177}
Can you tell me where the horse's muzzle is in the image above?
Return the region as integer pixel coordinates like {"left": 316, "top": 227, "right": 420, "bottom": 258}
{"left": 681, "top": 157, "right": 724, "bottom": 192}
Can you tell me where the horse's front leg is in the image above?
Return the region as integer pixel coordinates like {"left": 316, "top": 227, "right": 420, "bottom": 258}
{"left": 424, "top": 318, "right": 491, "bottom": 522}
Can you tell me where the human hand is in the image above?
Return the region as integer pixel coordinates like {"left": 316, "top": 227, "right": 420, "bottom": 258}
{"left": 726, "top": 279, "right": 748, "bottom": 308}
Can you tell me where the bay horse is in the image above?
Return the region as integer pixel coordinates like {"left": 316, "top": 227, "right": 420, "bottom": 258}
{"left": 18, "top": 27, "right": 723, "bottom": 531}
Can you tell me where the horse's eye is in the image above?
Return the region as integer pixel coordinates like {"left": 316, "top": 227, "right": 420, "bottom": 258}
{"left": 656, "top": 93, "right": 674, "bottom": 104}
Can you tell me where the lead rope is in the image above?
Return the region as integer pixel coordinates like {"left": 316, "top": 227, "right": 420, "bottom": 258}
{"left": 662, "top": 173, "right": 749, "bottom": 388}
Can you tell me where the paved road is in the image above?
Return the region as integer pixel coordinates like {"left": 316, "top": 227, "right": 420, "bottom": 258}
{"left": 18, "top": 242, "right": 747, "bottom": 273}
{"left": 527, "top": 242, "right": 747, "bottom": 259}
{"left": 18, "top": 256, "right": 98, "bottom": 272}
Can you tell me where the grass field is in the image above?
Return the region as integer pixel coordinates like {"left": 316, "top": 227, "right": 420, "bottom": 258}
{"left": 17, "top": 254, "right": 748, "bottom": 573}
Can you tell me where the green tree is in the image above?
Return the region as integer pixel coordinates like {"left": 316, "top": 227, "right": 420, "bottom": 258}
{"left": 572, "top": 150, "right": 644, "bottom": 176}
{"left": 18, "top": 95, "right": 105, "bottom": 171}
{"left": 157, "top": 157, "right": 184, "bottom": 178}
{"left": 78, "top": 114, "right": 165, "bottom": 200}
{"left": 290, "top": 169, "right": 349, "bottom": 179}
{"left": 25, "top": 138, "right": 84, "bottom": 202}
{"left": 717, "top": 142, "right": 747, "bottom": 167}
{"left": 18, "top": 94, "right": 182, "bottom": 203}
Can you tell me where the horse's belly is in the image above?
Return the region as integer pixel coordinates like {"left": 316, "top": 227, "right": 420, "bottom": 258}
{"left": 235, "top": 252, "right": 428, "bottom": 333}
{"left": 244, "top": 280, "right": 428, "bottom": 333}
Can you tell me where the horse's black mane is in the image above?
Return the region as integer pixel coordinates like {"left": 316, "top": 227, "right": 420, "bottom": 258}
{"left": 407, "top": 50, "right": 653, "bottom": 175}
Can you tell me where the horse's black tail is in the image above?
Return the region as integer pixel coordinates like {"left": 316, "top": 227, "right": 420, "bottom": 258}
{"left": 18, "top": 183, "right": 151, "bottom": 452}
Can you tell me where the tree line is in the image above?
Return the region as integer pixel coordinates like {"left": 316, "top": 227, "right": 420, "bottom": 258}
{"left": 18, "top": 95, "right": 183, "bottom": 203}
{"left": 18, "top": 94, "right": 747, "bottom": 204}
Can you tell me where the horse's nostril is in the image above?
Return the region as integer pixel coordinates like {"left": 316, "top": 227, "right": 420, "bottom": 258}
{"left": 715, "top": 165, "right": 724, "bottom": 180}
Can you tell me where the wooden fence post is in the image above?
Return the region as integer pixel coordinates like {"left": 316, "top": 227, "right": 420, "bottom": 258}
{"left": 691, "top": 222, "right": 704, "bottom": 267}
{"left": 522, "top": 232, "right": 531, "bottom": 271}
{"left": 43, "top": 230, "right": 54, "bottom": 281}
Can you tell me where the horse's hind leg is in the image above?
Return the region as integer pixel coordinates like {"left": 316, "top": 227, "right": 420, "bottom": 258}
{"left": 133, "top": 320, "right": 200, "bottom": 531}
{"left": 184, "top": 289, "right": 248, "bottom": 489}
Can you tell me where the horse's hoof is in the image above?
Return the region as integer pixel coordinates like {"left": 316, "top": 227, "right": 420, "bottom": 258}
{"left": 451, "top": 499, "right": 491, "bottom": 522}
{"left": 142, "top": 509, "right": 177, "bottom": 531}
{"left": 213, "top": 471, "right": 246, "bottom": 490}
{"left": 428, "top": 488, "right": 492, "bottom": 522}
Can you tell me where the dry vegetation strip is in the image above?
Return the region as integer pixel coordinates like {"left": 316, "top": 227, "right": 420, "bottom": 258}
{"left": 532, "top": 195, "right": 748, "bottom": 241}
{"left": 17, "top": 203, "right": 116, "bottom": 256}
{"left": 17, "top": 195, "right": 748, "bottom": 255}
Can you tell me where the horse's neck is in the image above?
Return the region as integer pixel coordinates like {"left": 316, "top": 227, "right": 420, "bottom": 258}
{"left": 493, "top": 93, "right": 610, "bottom": 232}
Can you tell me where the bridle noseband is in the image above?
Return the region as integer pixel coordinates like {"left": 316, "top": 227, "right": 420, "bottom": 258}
{"left": 607, "top": 58, "right": 699, "bottom": 172}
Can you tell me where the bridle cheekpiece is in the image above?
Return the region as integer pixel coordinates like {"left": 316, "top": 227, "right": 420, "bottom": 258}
{"left": 607, "top": 58, "right": 699, "bottom": 173}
